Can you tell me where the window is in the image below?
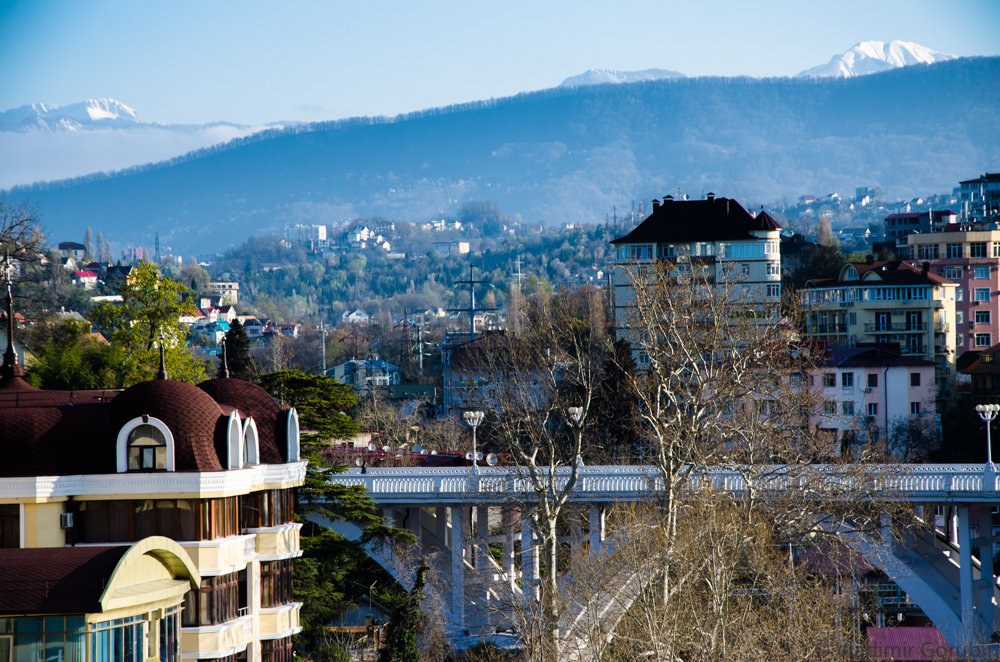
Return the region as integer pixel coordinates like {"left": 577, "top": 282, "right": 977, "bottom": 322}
{"left": 918, "top": 244, "right": 939, "bottom": 259}
{"left": 975, "top": 265, "right": 991, "bottom": 279}
{"left": 767, "top": 262, "right": 780, "bottom": 276}
{"left": 823, "top": 373, "right": 836, "bottom": 387}
{"left": 957, "top": 311, "right": 965, "bottom": 325}
{"left": 976, "top": 333, "right": 992, "bottom": 347}
{"left": 947, "top": 243, "right": 963, "bottom": 258}
{"left": 957, "top": 288, "right": 964, "bottom": 301}
{"left": 741, "top": 263, "right": 751, "bottom": 276}
{"left": 78, "top": 497, "right": 235, "bottom": 542}
{"left": 910, "top": 373, "right": 921, "bottom": 387}
{"left": 971, "top": 242, "right": 988, "bottom": 258}
{"left": 911, "top": 402, "right": 921, "bottom": 416}
{"left": 182, "top": 572, "right": 241, "bottom": 626}
{"left": 976, "top": 288, "right": 991, "bottom": 302}
{"left": 867, "top": 403, "right": 878, "bottom": 418}
{"left": 823, "top": 401, "right": 836, "bottom": 415}
{"left": 260, "top": 559, "right": 294, "bottom": 607}
{"left": 262, "top": 638, "right": 295, "bottom": 662}
{"left": 240, "top": 489, "right": 295, "bottom": 529}
{"left": 127, "top": 425, "right": 167, "bottom": 471}
{"left": 867, "top": 374, "right": 878, "bottom": 388}
{"left": 976, "top": 310, "right": 991, "bottom": 325}
{"left": 842, "top": 401, "right": 855, "bottom": 416}
{"left": 943, "top": 266, "right": 962, "bottom": 280}
{"left": 847, "top": 311, "right": 857, "bottom": 326}
{"left": 0, "top": 505, "right": 17, "bottom": 548}
{"left": 958, "top": 333, "right": 965, "bottom": 347}
{"left": 841, "top": 372, "right": 854, "bottom": 389}
{"left": 767, "top": 284, "right": 780, "bottom": 298}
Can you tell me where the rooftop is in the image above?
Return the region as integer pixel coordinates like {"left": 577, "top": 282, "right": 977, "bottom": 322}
{"left": 610, "top": 196, "right": 780, "bottom": 245}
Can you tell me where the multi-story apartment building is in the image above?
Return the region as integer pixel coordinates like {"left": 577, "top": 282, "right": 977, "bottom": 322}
{"left": 0, "top": 307, "right": 305, "bottom": 662}
{"left": 801, "top": 261, "right": 957, "bottom": 398}
{"left": 610, "top": 194, "right": 782, "bottom": 345}
{"left": 907, "top": 227, "right": 1000, "bottom": 355}
{"left": 883, "top": 210, "right": 957, "bottom": 257}
{"left": 957, "top": 173, "right": 1000, "bottom": 224}
{"left": 810, "top": 343, "right": 936, "bottom": 455}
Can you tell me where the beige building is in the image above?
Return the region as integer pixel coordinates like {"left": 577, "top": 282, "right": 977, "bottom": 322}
{"left": 801, "top": 261, "right": 957, "bottom": 399}
{"left": 0, "top": 308, "right": 305, "bottom": 662}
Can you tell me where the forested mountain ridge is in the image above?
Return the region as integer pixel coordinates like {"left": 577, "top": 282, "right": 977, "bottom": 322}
{"left": 10, "top": 57, "right": 999, "bottom": 255}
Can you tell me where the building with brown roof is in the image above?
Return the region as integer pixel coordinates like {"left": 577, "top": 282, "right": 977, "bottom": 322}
{"left": 801, "top": 261, "right": 958, "bottom": 399}
{"left": 0, "top": 279, "right": 305, "bottom": 662}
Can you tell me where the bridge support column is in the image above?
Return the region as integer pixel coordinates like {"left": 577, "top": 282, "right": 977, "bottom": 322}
{"left": 452, "top": 505, "right": 468, "bottom": 629}
{"left": 406, "top": 507, "right": 422, "bottom": 545}
{"left": 589, "top": 503, "right": 605, "bottom": 555}
{"left": 502, "top": 507, "right": 516, "bottom": 589}
{"left": 958, "top": 504, "right": 975, "bottom": 643}
{"left": 476, "top": 506, "right": 491, "bottom": 607}
{"left": 978, "top": 504, "right": 996, "bottom": 637}
{"left": 521, "top": 512, "right": 539, "bottom": 602}
{"left": 436, "top": 507, "right": 448, "bottom": 549}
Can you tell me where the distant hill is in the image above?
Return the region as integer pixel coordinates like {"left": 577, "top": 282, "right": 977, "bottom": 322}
{"left": 9, "top": 57, "right": 999, "bottom": 255}
{"left": 560, "top": 68, "right": 685, "bottom": 87}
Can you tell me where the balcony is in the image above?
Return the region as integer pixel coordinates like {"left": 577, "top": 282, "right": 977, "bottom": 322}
{"left": 864, "top": 322, "right": 926, "bottom": 333}
{"left": 181, "top": 615, "right": 252, "bottom": 659}
{"left": 180, "top": 534, "right": 256, "bottom": 575}
{"left": 246, "top": 523, "right": 302, "bottom": 560}
{"left": 259, "top": 602, "right": 303, "bottom": 640}
{"left": 810, "top": 324, "right": 848, "bottom": 334}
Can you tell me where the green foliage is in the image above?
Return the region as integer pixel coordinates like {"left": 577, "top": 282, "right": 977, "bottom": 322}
{"left": 90, "top": 261, "right": 207, "bottom": 385}
{"left": 24, "top": 317, "right": 126, "bottom": 389}
{"left": 257, "top": 370, "right": 359, "bottom": 443}
{"left": 378, "top": 559, "right": 428, "bottom": 662}
{"left": 223, "top": 319, "right": 256, "bottom": 380}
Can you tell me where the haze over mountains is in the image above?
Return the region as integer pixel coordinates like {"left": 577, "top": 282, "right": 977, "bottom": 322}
{"left": 4, "top": 49, "right": 998, "bottom": 255}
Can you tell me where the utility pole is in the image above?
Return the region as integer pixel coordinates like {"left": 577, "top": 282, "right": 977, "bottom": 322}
{"left": 449, "top": 264, "right": 495, "bottom": 340}
{"left": 319, "top": 319, "right": 326, "bottom": 375}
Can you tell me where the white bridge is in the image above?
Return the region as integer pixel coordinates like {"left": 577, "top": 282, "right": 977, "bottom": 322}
{"left": 316, "top": 464, "right": 1000, "bottom": 658}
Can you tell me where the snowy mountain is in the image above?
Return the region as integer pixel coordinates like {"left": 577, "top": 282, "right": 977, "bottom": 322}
{"left": 0, "top": 98, "right": 288, "bottom": 189}
{"left": 560, "top": 68, "right": 685, "bottom": 87}
{"left": 0, "top": 98, "right": 147, "bottom": 132}
{"left": 797, "top": 40, "right": 956, "bottom": 78}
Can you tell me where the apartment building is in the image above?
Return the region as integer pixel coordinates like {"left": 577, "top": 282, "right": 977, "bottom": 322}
{"left": 907, "top": 226, "right": 1000, "bottom": 355}
{"left": 610, "top": 194, "right": 782, "bottom": 342}
{"left": 810, "top": 343, "right": 936, "bottom": 455}
{"left": 0, "top": 311, "right": 305, "bottom": 662}
{"left": 801, "top": 261, "right": 957, "bottom": 399}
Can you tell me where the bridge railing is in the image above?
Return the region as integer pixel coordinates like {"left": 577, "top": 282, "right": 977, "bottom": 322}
{"left": 326, "top": 464, "right": 999, "bottom": 502}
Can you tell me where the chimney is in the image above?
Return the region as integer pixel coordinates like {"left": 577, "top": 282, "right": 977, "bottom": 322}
{"left": 662, "top": 195, "right": 673, "bottom": 203}
{"left": 922, "top": 262, "right": 930, "bottom": 275}
{"left": 706, "top": 192, "right": 715, "bottom": 201}
{"left": 652, "top": 199, "right": 661, "bottom": 211}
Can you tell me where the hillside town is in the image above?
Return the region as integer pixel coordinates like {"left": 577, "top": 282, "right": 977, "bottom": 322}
{"left": 1, "top": 170, "right": 999, "bottom": 661}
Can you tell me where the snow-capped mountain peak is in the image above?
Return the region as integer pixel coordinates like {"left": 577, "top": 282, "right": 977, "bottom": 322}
{"left": 559, "top": 68, "right": 685, "bottom": 88}
{"left": 0, "top": 98, "right": 145, "bottom": 132}
{"left": 797, "top": 40, "right": 956, "bottom": 78}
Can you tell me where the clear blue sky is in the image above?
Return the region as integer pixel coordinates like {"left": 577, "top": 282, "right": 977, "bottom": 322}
{"left": 1, "top": 0, "right": 997, "bottom": 125}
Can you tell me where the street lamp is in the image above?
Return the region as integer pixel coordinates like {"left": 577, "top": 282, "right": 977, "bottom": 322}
{"left": 567, "top": 406, "right": 585, "bottom": 466}
{"left": 463, "top": 410, "right": 485, "bottom": 474}
{"left": 975, "top": 403, "right": 999, "bottom": 489}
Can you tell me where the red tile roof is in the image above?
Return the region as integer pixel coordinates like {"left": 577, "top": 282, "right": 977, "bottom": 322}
{"left": 0, "top": 546, "right": 127, "bottom": 614}
{"left": 866, "top": 626, "right": 952, "bottom": 661}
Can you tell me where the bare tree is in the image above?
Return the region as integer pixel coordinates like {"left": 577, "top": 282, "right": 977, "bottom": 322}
{"left": 0, "top": 198, "right": 45, "bottom": 264}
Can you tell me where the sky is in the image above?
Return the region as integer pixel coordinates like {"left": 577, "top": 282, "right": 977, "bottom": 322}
{"left": 1, "top": 0, "right": 998, "bottom": 126}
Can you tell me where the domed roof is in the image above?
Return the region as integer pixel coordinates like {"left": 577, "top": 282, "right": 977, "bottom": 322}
{"left": 111, "top": 379, "right": 226, "bottom": 471}
{"left": 198, "top": 378, "right": 286, "bottom": 463}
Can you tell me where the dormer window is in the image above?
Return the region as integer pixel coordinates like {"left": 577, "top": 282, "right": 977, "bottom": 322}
{"left": 127, "top": 425, "right": 167, "bottom": 471}
{"left": 116, "top": 416, "right": 176, "bottom": 473}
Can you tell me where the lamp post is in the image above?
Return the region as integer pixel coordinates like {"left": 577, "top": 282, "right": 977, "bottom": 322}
{"left": 463, "top": 410, "right": 485, "bottom": 474}
{"left": 567, "top": 406, "right": 584, "bottom": 466}
{"left": 975, "top": 403, "right": 999, "bottom": 490}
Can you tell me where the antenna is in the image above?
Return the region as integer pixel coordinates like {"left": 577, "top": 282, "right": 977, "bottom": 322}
{"left": 154, "top": 232, "right": 161, "bottom": 264}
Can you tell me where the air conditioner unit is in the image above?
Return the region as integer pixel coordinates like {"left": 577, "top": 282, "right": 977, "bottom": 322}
{"left": 863, "top": 387, "right": 874, "bottom": 393}
{"left": 60, "top": 513, "right": 74, "bottom": 529}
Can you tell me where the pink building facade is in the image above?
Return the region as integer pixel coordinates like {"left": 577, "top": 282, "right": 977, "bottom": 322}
{"left": 908, "top": 226, "right": 1000, "bottom": 355}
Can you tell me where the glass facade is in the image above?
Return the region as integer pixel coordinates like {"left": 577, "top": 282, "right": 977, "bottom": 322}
{"left": 0, "top": 613, "right": 180, "bottom": 662}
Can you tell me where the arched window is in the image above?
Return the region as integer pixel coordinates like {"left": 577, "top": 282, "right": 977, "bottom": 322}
{"left": 243, "top": 418, "right": 260, "bottom": 466}
{"left": 117, "top": 416, "right": 176, "bottom": 473}
{"left": 127, "top": 425, "right": 167, "bottom": 471}
{"left": 286, "top": 408, "right": 300, "bottom": 462}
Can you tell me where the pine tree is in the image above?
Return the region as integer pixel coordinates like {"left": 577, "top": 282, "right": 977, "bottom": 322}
{"left": 223, "top": 319, "right": 255, "bottom": 380}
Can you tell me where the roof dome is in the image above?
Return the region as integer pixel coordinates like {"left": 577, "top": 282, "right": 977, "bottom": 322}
{"left": 111, "top": 379, "right": 226, "bottom": 471}
{"left": 198, "top": 378, "right": 286, "bottom": 463}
